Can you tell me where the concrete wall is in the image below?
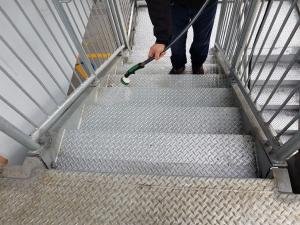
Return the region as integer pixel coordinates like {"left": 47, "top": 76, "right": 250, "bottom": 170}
{"left": 0, "top": 0, "right": 92, "bottom": 164}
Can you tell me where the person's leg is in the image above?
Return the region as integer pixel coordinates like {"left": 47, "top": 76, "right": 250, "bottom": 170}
{"left": 190, "top": 1, "right": 218, "bottom": 72}
{"left": 170, "top": 3, "right": 190, "bottom": 71}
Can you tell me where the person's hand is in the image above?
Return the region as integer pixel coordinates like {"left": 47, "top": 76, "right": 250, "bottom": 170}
{"left": 148, "top": 43, "right": 166, "bottom": 60}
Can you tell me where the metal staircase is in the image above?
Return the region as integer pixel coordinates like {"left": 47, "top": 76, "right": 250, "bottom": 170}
{"left": 0, "top": 0, "right": 300, "bottom": 224}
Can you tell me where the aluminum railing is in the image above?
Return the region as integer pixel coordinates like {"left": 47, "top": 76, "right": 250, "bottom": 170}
{"left": 0, "top": 0, "right": 136, "bottom": 164}
{"left": 215, "top": 0, "right": 300, "bottom": 165}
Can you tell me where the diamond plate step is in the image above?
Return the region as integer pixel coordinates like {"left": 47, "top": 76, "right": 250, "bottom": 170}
{"left": 80, "top": 106, "right": 243, "bottom": 134}
{"left": 3, "top": 170, "right": 300, "bottom": 225}
{"left": 263, "top": 110, "right": 298, "bottom": 134}
{"left": 252, "top": 86, "right": 299, "bottom": 110}
{"left": 104, "top": 74, "right": 229, "bottom": 88}
{"left": 57, "top": 130, "right": 256, "bottom": 177}
{"left": 251, "top": 63, "right": 300, "bottom": 85}
{"left": 95, "top": 87, "right": 236, "bottom": 107}
{"left": 116, "top": 63, "right": 222, "bottom": 75}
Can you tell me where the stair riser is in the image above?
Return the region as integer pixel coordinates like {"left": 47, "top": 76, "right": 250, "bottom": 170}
{"left": 125, "top": 55, "right": 217, "bottom": 64}
{"left": 95, "top": 88, "right": 236, "bottom": 107}
{"left": 80, "top": 107, "right": 244, "bottom": 134}
{"left": 57, "top": 158, "right": 256, "bottom": 178}
{"left": 116, "top": 64, "right": 222, "bottom": 75}
{"left": 104, "top": 74, "right": 229, "bottom": 88}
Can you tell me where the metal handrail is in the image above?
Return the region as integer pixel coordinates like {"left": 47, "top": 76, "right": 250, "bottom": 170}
{"left": 216, "top": 0, "right": 300, "bottom": 164}
{"left": 0, "top": 0, "right": 136, "bottom": 164}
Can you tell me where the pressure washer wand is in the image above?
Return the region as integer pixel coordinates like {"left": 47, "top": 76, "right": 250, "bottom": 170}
{"left": 121, "top": 57, "right": 155, "bottom": 85}
{"left": 121, "top": 0, "right": 211, "bottom": 85}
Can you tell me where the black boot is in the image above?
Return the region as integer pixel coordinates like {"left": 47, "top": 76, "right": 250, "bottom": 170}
{"left": 192, "top": 65, "right": 205, "bottom": 74}
{"left": 169, "top": 66, "right": 185, "bottom": 75}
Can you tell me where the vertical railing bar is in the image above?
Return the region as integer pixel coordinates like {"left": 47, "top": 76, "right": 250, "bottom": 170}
{"left": 45, "top": 0, "right": 77, "bottom": 57}
{"left": 225, "top": 0, "right": 243, "bottom": 57}
{"left": 121, "top": 0, "right": 128, "bottom": 29}
{"left": 0, "top": 6, "right": 67, "bottom": 97}
{"left": 123, "top": 0, "right": 130, "bottom": 29}
{"left": 127, "top": 0, "right": 132, "bottom": 27}
{"left": 276, "top": 113, "right": 300, "bottom": 138}
{"left": 100, "top": 1, "right": 120, "bottom": 52}
{"left": 215, "top": 0, "right": 228, "bottom": 45}
{"left": 111, "top": 0, "right": 131, "bottom": 49}
{"left": 32, "top": 0, "right": 83, "bottom": 84}
{"left": 85, "top": 0, "right": 114, "bottom": 54}
{"left": 101, "top": 0, "right": 119, "bottom": 52}
{"left": 0, "top": 94, "right": 38, "bottom": 128}
{"left": 81, "top": 0, "right": 112, "bottom": 54}
{"left": 0, "top": 36, "right": 60, "bottom": 106}
{"left": 15, "top": 0, "right": 76, "bottom": 91}
{"left": 106, "top": 0, "right": 124, "bottom": 47}
{"left": 100, "top": 3, "right": 119, "bottom": 50}
{"left": 223, "top": 0, "right": 240, "bottom": 57}
{"left": 0, "top": 59, "right": 49, "bottom": 116}
{"left": 225, "top": 0, "right": 242, "bottom": 56}
{"left": 230, "top": 0, "right": 261, "bottom": 69}
{"left": 267, "top": 84, "right": 300, "bottom": 124}
{"left": 228, "top": 0, "right": 249, "bottom": 60}
{"left": 253, "top": 21, "right": 300, "bottom": 103}
{"left": 105, "top": 6, "right": 120, "bottom": 50}
{"left": 250, "top": 1, "right": 298, "bottom": 94}
{"left": 220, "top": 0, "right": 232, "bottom": 48}
{"left": 53, "top": 0, "right": 95, "bottom": 75}
{"left": 127, "top": 0, "right": 136, "bottom": 41}
{"left": 104, "top": 0, "right": 122, "bottom": 47}
{"left": 64, "top": 3, "right": 100, "bottom": 66}
{"left": 70, "top": 1, "right": 105, "bottom": 66}
{"left": 246, "top": 0, "right": 284, "bottom": 84}
{"left": 237, "top": 0, "right": 266, "bottom": 72}
{"left": 240, "top": 0, "right": 274, "bottom": 83}
{"left": 230, "top": 0, "right": 253, "bottom": 60}
{"left": 74, "top": 0, "right": 105, "bottom": 66}
{"left": 220, "top": 1, "right": 232, "bottom": 48}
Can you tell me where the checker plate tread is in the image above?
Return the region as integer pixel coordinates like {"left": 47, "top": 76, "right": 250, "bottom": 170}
{"left": 56, "top": 131, "right": 256, "bottom": 178}
{"left": 1, "top": 170, "right": 300, "bottom": 225}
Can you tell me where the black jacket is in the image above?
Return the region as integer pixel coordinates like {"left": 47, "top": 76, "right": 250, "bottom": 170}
{"left": 145, "top": 0, "right": 209, "bottom": 45}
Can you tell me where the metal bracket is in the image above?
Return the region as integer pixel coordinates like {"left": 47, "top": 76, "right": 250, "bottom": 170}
{"left": 272, "top": 167, "right": 294, "bottom": 193}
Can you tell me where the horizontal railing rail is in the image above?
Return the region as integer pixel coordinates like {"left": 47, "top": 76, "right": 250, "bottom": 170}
{"left": 0, "top": 0, "right": 136, "bottom": 164}
{"left": 216, "top": 0, "right": 300, "bottom": 164}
